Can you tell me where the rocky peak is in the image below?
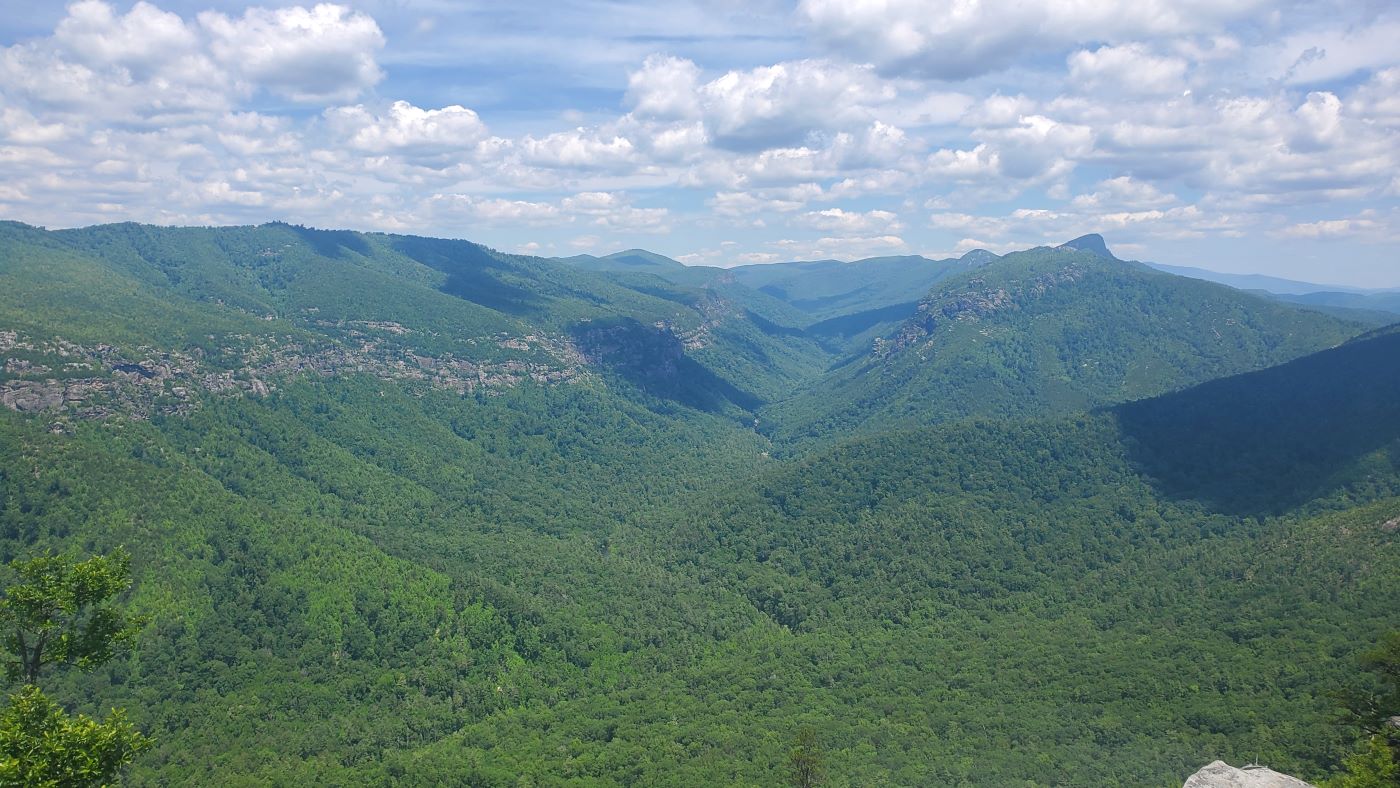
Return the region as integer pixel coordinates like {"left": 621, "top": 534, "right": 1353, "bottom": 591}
{"left": 1058, "top": 233, "right": 1116, "bottom": 260}
{"left": 958, "top": 248, "right": 999, "bottom": 266}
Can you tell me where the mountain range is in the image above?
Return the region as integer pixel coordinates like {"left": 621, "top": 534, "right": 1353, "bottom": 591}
{"left": 1, "top": 220, "right": 1396, "bottom": 785}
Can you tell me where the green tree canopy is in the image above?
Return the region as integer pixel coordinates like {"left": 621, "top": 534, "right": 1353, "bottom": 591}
{"left": 0, "top": 685, "right": 149, "bottom": 787}
{"left": 0, "top": 550, "right": 151, "bottom": 786}
{"left": 787, "top": 728, "right": 827, "bottom": 788}
{"left": 1326, "top": 632, "right": 1400, "bottom": 787}
{"left": 0, "top": 549, "right": 144, "bottom": 685}
{"left": 1339, "top": 632, "right": 1400, "bottom": 747}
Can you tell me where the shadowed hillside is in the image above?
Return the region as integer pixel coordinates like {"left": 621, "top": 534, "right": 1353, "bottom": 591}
{"left": 1116, "top": 327, "right": 1400, "bottom": 515}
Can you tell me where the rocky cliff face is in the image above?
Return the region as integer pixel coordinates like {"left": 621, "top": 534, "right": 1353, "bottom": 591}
{"left": 881, "top": 264, "right": 1087, "bottom": 356}
{"left": 1183, "top": 761, "right": 1315, "bottom": 788}
{"left": 0, "top": 324, "right": 586, "bottom": 422}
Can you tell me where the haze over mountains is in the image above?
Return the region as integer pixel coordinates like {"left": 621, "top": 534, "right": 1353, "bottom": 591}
{"left": 0, "top": 220, "right": 1396, "bottom": 785}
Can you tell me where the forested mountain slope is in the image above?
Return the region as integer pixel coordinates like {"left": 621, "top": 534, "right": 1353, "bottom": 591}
{"left": 0, "top": 221, "right": 1396, "bottom": 785}
{"left": 2, "top": 221, "right": 833, "bottom": 414}
{"left": 763, "top": 244, "right": 1367, "bottom": 446}
{"left": 555, "top": 248, "right": 692, "bottom": 276}
{"left": 717, "top": 251, "right": 996, "bottom": 321}
{"left": 557, "top": 247, "right": 997, "bottom": 351}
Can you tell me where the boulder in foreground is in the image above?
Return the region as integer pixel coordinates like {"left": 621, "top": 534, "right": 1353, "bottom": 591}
{"left": 1183, "top": 761, "right": 1315, "bottom": 788}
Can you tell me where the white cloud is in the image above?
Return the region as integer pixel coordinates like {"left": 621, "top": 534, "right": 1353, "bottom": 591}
{"left": 701, "top": 59, "right": 894, "bottom": 150}
{"left": 1281, "top": 214, "right": 1390, "bottom": 240}
{"left": 798, "top": 0, "right": 1271, "bottom": 79}
{"left": 0, "top": 1, "right": 383, "bottom": 123}
{"left": 54, "top": 0, "right": 198, "bottom": 76}
{"left": 628, "top": 56, "right": 897, "bottom": 151}
{"left": 520, "top": 128, "right": 638, "bottom": 171}
{"left": 590, "top": 206, "right": 670, "bottom": 233}
{"left": 799, "top": 208, "right": 903, "bottom": 233}
{"left": 987, "top": 115, "right": 1094, "bottom": 180}
{"left": 709, "top": 190, "right": 806, "bottom": 216}
{"left": 626, "top": 54, "right": 702, "bottom": 119}
{"left": 428, "top": 194, "right": 561, "bottom": 225}
{"left": 772, "top": 233, "right": 909, "bottom": 260}
{"left": 327, "top": 101, "right": 488, "bottom": 165}
{"left": 1262, "top": 18, "right": 1400, "bottom": 84}
{"left": 733, "top": 251, "right": 782, "bottom": 264}
{"left": 0, "top": 0, "right": 1395, "bottom": 284}
{"left": 1291, "top": 91, "right": 1342, "bottom": 152}
{"left": 200, "top": 3, "right": 385, "bottom": 103}
{"left": 639, "top": 121, "right": 709, "bottom": 162}
{"left": 561, "top": 191, "right": 671, "bottom": 233}
{"left": 962, "top": 94, "right": 1038, "bottom": 128}
{"left": 1071, "top": 177, "right": 1179, "bottom": 211}
{"left": 827, "top": 121, "right": 912, "bottom": 169}
{"left": 1068, "top": 45, "right": 1188, "bottom": 96}
{"left": 928, "top": 144, "right": 1000, "bottom": 181}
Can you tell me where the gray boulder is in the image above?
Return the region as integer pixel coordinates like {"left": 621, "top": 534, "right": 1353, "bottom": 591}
{"left": 1183, "top": 761, "right": 1315, "bottom": 788}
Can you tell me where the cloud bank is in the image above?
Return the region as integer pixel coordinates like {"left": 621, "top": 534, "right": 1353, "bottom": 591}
{"left": 0, "top": 0, "right": 1396, "bottom": 283}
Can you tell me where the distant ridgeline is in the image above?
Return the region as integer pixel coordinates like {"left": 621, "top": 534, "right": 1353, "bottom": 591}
{"left": 0, "top": 220, "right": 1396, "bottom": 785}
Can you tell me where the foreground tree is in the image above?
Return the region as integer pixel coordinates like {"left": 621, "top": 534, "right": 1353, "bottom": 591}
{"left": 0, "top": 550, "right": 145, "bottom": 684}
{"left": 0, "top": 686, "right": 149, "bottom": 786}
{"left": 0, "top": 549, "right": 150, "bottom": 786}
{"left": 1328, "top": 632, "right": 1400, "bottom": 787}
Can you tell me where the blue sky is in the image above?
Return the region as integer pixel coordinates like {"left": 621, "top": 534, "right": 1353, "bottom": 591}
{"left": 1, "top": 1, "right": 1397, "bottom": 285}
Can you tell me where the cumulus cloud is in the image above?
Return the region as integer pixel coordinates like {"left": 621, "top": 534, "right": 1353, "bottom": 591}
{"left": 709, "top": 190, "right": 808, "bottom": 217}
{"left": 520, "top": 129, "right": 638, "bottom": 171}
{"left": 772, "top": 234, "right": 909, "bottom": 260}
{"left": 628, "top": 56, "right": 896, "bottom": 151}
{"left": 798, "top": 0, "right": 1271, "bottom": 79}
{"left": 931, "top": 199, "right": 1258, "bottom": 250}
{"left": 54, "top": 0, "right": 199, "bottom": 76}
{"left": 626, "top": 55, "right": 702, "bottom": 119}
{"left": 1068, "top": 45, "right": 1188, "bottom": 96}
{"left": 326, "top": 101, "right": 488, "bottom": 166}
{"left": 1071, "top": 177, "right": 1179, "bottom": 211}
{"left": 0, "top": 0, "right": 383, "bottom": 123}
{"left": 0, "top": 0, "right": 1396, "bottom": 283}
{"left": 423, "top": 190, "right": 668, "bottom": 234}
{"left": 561, "top": 191, "right": 670, "bottom": 232}
{"left": 1281, "top": 213, "right": 1392, "bottom": 241}
{"left": 1351, "top": 68, "right": 1400, "bottom": 122}
{"left": 799, "top": 207, "right": 903, "bottom": 233}
{"left": 428, "top": 194, "right": 561, "bottom": 226}
{"left": 200, "top": 3, "right": 385, "bottom": 103}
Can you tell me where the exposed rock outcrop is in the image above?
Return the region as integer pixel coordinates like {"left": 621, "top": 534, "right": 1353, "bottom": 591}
{"left": 880, "top": 264, "right": 1087, "bottom": 356}
{"left": 1183, "top": 761, "right": 1315, "bottom": 788}
{"left": 1, "top": 324, "right": 587, "bottom": 422}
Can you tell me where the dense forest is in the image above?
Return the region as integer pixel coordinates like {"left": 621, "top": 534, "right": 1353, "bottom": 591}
{"left": 0, "top": 221, "right": 1396, "bottom": 785}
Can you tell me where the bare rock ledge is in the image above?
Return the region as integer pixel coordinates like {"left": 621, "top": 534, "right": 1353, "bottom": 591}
{"left": 1183, "top": 760, "right": 1315, "bottom": 788}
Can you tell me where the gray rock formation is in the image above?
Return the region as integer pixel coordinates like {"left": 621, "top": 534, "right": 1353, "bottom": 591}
{"left": 1183, "top": 761, "right": 1315, "bottom": 788}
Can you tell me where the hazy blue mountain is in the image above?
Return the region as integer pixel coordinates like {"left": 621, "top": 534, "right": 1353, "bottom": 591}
{"left": 1145, "top": 261, "right": 1383, "bottom": 295}
{"left": 1267, "top": 289, "right": 1400, "bottom": 318}
{"left": 721, "top": 251, "right": 996, "bottom": 321}
{"left": 557, "top": 246, "right": 1001, "bottom": 352}
{"left": 555, "top": 248, "right": 693, "bottom": 275}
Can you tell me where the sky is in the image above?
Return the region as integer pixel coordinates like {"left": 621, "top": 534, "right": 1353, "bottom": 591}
{"left": 0, "top": 1, "right": 1398, "bottom": 285}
